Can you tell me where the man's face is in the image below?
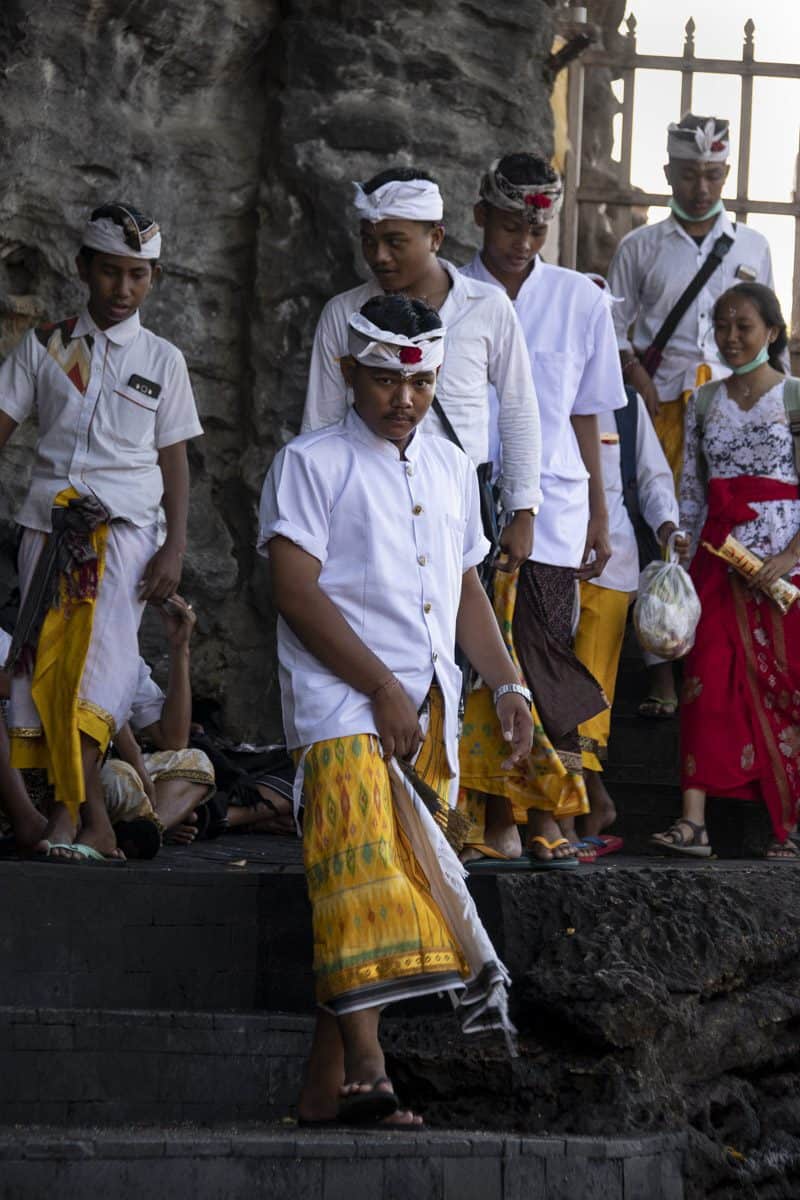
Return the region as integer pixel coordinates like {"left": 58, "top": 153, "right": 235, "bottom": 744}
{"left": 474, "top": 203, "right": 548, "bottom": 278}
{"left": 343, "top": 360, "right": 437, "bottom": 444}
{"left": 76, "top": 251, "right": 157, "bottom": 329}
{"left": 359, "top": 219, "right": 444, "bottom": 292}
{"left": 664, "top": 160, "right": 730, "bottom": 219}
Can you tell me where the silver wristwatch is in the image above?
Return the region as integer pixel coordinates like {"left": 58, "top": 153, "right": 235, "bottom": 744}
{"left": 492, "top": 682, "right": 532, "bottom": 707}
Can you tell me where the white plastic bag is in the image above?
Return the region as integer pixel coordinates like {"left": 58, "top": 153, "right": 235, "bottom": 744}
{"left": 633, "top": 534, "right": 701, "bottom": 660}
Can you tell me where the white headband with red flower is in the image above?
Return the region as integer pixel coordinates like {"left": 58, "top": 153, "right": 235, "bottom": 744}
{"left": 667, "top": 117, "right": 729, "bottom": 163}
{"left": 347, "top": 312, "right": 446, "bottom": 375}
{"left": 479, "top": 160, "right": 563, "bottom": 223}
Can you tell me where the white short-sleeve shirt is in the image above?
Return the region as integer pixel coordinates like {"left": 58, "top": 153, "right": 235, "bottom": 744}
{"left": 463, "top": 254, "right": 627, "bottom": 568}
{"left": 300, "top": 259, "right": 542, "bottom": 512}
{"left": 126, "top": 657, "right": 166, "bottom": 733}
{"left": 0, "top": 308, "right": 203, "bottom": 531}
{"left": 607, "top": 211, "right": 775, "bottom": 402}
{"left": 258, "top": 406, "right": 489, "bottom": 798}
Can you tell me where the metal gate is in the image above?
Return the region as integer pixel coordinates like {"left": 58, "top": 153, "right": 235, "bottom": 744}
{"left": 561, "top": 14, "right": 800, "bottom": 364}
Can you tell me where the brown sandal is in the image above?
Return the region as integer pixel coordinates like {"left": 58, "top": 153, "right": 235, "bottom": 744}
{"left": 650, "top": 818, "right": 712, "bottom": 858}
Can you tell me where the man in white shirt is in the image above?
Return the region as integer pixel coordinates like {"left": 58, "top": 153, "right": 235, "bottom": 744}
{"left": 0, "top": 202, "right": 203, "bottom": 863}
{"left": 459, "top": 154, "right": 627, "bottom": 866}
{"left": 607, "top": 113, "right": 775, "bottom": 718}
{"left": 260, "top": 296, "right": 532, "bottom": 1127}
{"left": 301, "top": 167, "right": 542, "bottom": 570}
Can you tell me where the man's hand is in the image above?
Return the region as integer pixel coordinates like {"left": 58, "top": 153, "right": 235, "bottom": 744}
{"left": 657, "top": 521, "right": 691, "bottom": 565}
{"left": 157, "top": 593, "right": 196, "bottom": 647}
{"left": 750, "top": 549, "right": 796, "bottom": 591}
{"left": 372, "top": 678, "right": 424, "bottom": 762}
{"left": 575, "top": 515, "right": 612, "bottom": 581}
{"left": 498, "top": 510, "right": 534, "bottom": 573}
{"left": 641, "top": 378, "right": 662, "bottom": 421}
{"left": 139, "top": 542, "right": 184, "bottom": 603}
{"left": 495, "top": 692, "right": 534, "bottom": 768}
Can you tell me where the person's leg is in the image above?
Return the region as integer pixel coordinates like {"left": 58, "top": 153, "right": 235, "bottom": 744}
{"left": 526, "top": 807, "right": 577, "bottom": 859}
{"left": 639, "top": 659, "right": 678, "bottom": 718}
{"left": 651, "top": 786, "right": 710, "bottom": 854}
{"left": 0, "top": 720, "right": 47, "bottom": 850}
{"left": 580, "top": 769, "right": 617, "bottom": 837}
{"left": 76, "top": 733, "right": 124, "bottom": 859}
{"left": 153, "top": 777, "right": 209, "bottom": 832}
{"left": 225, "top": 782, "right": 295, "bottom": 835}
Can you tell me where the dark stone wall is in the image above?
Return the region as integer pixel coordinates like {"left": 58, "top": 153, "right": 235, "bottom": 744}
{"left": 0, "top": 0, "right": 558, "bottom": 737}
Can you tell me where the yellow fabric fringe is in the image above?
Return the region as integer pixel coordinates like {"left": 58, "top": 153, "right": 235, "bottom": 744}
{"left": 457, "top": 568, "right": 588, "bottom": 845}
{"left": 9, "top": 488, "right": 111, "bottom": 818}
{"left": 300, "top": 689, "right": 468, "bottom": 1009}
{"left": 574, "top": 582, "right": 630, "bottom": 772}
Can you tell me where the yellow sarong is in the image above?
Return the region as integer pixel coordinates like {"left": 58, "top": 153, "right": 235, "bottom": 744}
{"left": 457, "top": 569, "right": 588, "bottom": 846}
{"left": 300, "top": 689, "right": 469, "bottom": 1012}
{"left": 574, "top": 582, "right": 630, "bottom": 772}
{"left": 10, "top": 488, "right": 110, "bottom": 818}
{"left": 653, "top": 364, "right": 712, "bottom": 487}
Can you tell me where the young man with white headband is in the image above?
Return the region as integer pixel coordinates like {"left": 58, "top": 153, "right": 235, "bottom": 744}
{"left": 0, "top": 201, "right": 202, "bottom": 863}
{"left": 260, "top": 294, "right": 533, "bottom": 1126}
{"left": 458, "top": 153, "right": 626, "bottom": 868}
{"left": 608, "top": 113, "right": 775, "bottom": 719}
{"left": 301, "top": 167, "right": 542, "bottom": 572}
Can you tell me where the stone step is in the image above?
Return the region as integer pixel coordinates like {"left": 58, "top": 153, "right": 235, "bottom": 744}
{"left": 0, "top": 1006, "right": 312, "bottom": 1126}
{"left": 0, "top": 1125, "right": 687, "bottom": 1199}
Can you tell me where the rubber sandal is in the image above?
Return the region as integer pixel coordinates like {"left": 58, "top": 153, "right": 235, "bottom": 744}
{"left": 523, "top": 836, "right": 579, "bottom": 869}
{"left": 336, "top": 1076, "right": 399, "bottom": 1125}
{"left": 638, "top": 695, "right": 678, "bottom": 720}
{"left": 764, "top": 838, "right": 800, "bottom": 861}
{"left": 464, "top": 844, "right": 531, "bottom": 873}
{"left": 69, "top": 842, "right": 127, "bottom": 866}
{"left": 571, "top": 840, "right": 598, "bottom": 863}
{"left": 580, "top": 834, "right": 624, "bottom": 857}
{"left": 650, "top": 819, "right": 712, "bottom": 858}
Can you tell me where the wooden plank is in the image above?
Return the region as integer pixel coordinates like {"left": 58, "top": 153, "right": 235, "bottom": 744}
{"left": 583, "top": 51, "right": 800, "bottom": 80}
{"left": 575, "top": 188, "right": 800, "bottom": 217}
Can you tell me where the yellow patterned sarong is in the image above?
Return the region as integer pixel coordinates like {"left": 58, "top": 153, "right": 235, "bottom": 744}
{"left": 574, "top": 582, "right": 630, "bottom": 772}
{"left": 653, "top": 363, "right": 712, "bottom": 488}
{"left": 10, "top": 489, "right": 110, "bottom": 818}
{"left": 457, "top": 569, "right": 588, "bottom": 845}
{"left": 300, "top": 689, "right": 469, "bottom": 1013}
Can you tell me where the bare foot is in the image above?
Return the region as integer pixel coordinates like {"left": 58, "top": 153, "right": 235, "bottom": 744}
{"left": 526, "top": 810, "right": 577, "bottom": 860}
{"left": 580, "top": 770, "right": 617, "bottom": 839}
{"left": 166, "top": 812, "right": 199, "bottom": 845}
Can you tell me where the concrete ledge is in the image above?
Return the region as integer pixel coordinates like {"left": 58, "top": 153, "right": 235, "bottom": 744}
{"left": 0, "top": 1126, "right": 687, "bottom": 1200}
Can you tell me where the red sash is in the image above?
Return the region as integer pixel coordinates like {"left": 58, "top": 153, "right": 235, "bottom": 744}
{"left": 700, "top": 475, "right": 799, "bottom": 550}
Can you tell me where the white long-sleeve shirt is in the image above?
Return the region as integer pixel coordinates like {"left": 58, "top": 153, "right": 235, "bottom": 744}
{"left": 595, "top": 396, "right": 678, "bottom": 592}
{"left": 607, "top": 211, "right": 774, "bottom": 403}
{"left": 300, "top": 259, "right": 542, "bottom": 512}
{"left": 258, "top": 406, "right": 489, "bottom": 801}
{"left": 463, "top": 254, "right": 627, "bottom": 569}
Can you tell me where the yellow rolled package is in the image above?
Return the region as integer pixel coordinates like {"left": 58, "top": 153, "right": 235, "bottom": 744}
{"left": 701, "top": 535, "right": 800, "bottom": 615}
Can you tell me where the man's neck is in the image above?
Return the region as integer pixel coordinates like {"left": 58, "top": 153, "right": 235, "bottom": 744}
{"left": 384, "top": 259, "right": 451, "bottom": 309}
{"left": 479, "top": 250, "right": 536, "bottom": 301}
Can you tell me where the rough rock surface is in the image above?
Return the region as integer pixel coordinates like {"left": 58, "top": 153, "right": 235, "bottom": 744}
{"left": 384, "top": 864, "right": 800, "bottom": 1199}
{"left": 0, "top": 0, "right": 558, "bottom": 737}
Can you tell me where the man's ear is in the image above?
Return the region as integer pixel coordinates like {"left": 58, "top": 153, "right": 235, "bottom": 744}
{"left": 473, "top": 202, "right": 487, "bottom": 230}
{"left": 339, "top": 356, "right": 357, "bottom": 388}
{"left": 429, "top": 223, "right": 445, "bottom": 253}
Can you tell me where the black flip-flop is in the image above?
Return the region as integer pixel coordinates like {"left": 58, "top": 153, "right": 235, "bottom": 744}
{"left": 336, "top": 1076, "right": 399, "bottom": 1125}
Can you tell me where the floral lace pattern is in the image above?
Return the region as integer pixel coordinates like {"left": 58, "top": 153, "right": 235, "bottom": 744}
{"left": 680, "top": 381, "right": 800, "bottom": 565}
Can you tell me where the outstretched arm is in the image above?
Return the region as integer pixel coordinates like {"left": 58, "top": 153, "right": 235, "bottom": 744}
{"left": 269, "top": 535, "right": 422, "bottom": 761}
{"left": 140, "top": 441, "right": 189, "bottom": 602}
{"left": 456, "top": 567, "right": 534, "bottom": 766}
{"left": 140, "top": 596, "right": 195, "bottom": 750}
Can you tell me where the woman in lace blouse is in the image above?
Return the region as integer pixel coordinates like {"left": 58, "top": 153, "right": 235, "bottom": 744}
{"left": 652, "top": 283, "right": 800, "bottom": 859}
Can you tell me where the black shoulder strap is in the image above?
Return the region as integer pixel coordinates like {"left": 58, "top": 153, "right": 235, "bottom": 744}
{"left": 648, "top": 232, "right": 734, "bottom": 357}
{"left": 615, "top": 386, "right": 641, "bottom": 523}
{"left": 431, "top": 395, "right": 465, "bottom": 453}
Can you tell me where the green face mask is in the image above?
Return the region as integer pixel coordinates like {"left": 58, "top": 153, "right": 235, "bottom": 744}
{"left": 669, "top": 196, "right": 724, "bottom": 224}
{"left": 719, "top": 342, "right": 771, "bottom": 375}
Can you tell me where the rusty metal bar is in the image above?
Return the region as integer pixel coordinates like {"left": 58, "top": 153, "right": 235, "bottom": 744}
{"left": 736, "top": 19, "right": 755, "bottom": 224}
{"left": 583, "top": 51, "right": 800, "bottom": 80}
{"left": 791, "top": 129, "right": 800, "bottom": 376}
{"left": 575, "top": 188, "right": 799, "bottom": 217}
{"left": 561, "top": 52, "right": 585, "bottom": 269}
{"left": 680, "top": 18, "right": 695, "bottom": 115}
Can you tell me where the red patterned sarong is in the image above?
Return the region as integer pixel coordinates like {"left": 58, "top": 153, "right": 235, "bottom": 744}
{"left": 681, "top": 476, "right": 800, "bottom": 842}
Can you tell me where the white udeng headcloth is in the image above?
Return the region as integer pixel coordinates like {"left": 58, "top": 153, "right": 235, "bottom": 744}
{"left": 347, "top": 311, "right": 446, "bottom": 375}
{"left": 81, "top": 208, "right": 162, "bottom": 260}
{"left": 352, "top": 179, "right": 444, "bottom": 224}
{"left": 667, "top": 117, "right": 730, "bottom": 163}
{"left": 479, "top": 159, "right": 563, "bottom": 223}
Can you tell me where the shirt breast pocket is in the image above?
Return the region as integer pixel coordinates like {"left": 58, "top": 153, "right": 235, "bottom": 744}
{"left": 112, "top": 386, "right": 160, "bottom": 449}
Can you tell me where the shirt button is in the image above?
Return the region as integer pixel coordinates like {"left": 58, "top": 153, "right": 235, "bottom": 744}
{"left": 418, "top": 555, "right": 427, "bottom": 566}
{"left": 406, "top": 465, "right": 414, "bottom": 477}
{"left": 432, "top": 652, "right": 439, "bottom": 663}
{"left": 413, "top": 504, "right": 423, "bottom": 515}
{"left": 423, "top": 602, "right": 432, "bottom": 613}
